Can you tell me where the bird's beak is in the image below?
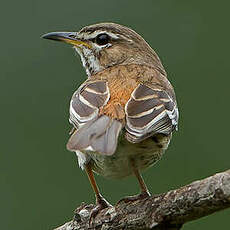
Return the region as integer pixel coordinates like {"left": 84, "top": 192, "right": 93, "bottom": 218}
{"left": 42, "top": 32, "right": 91, "bottom": 48}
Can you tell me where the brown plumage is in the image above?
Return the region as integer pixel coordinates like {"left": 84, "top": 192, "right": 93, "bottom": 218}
{"left": 42, "top": 22, "right": 179, "bottom": 222}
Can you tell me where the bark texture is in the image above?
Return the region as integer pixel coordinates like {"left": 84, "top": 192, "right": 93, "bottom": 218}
{"left": 54, "top": 170, "right": 230, "bottom": 230}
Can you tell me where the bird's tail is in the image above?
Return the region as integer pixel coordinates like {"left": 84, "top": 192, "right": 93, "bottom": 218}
{"left": 66, "top": 115, "right": 122, "bottom": 156}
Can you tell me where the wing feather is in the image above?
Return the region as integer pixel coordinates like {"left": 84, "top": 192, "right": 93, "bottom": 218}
{"left": 68, "top": 80, "right": 122, "bottom": 155}
{"left": 69, "top": 80, "right": 110, "bottom": 128}
{"left": 125, "top": 84, "right": 178, "bottom": 143}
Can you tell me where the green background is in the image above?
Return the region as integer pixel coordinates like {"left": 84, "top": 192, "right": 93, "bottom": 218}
{"left": 1, "top": 0, "right": 230, "bottom": 229}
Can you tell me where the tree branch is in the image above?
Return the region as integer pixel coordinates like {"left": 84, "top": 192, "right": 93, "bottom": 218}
{"left": 54, "top": 169, "right": 230, "bottom": 230}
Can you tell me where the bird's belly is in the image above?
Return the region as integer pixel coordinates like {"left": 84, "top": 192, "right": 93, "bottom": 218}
{"left": 88, "top": 134, "right": 171, "bottom": 179}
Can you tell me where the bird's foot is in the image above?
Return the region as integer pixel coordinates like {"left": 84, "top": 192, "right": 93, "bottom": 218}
{"left": 89, "top": 195, "right": 112, "bottom": 226}
{"left": 116, "top": 191, "right": 151, "bottom": 205}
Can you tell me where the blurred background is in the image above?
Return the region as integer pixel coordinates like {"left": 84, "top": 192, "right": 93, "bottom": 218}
{"left": 1, "top": 0, "right": 230, "bottom": 229}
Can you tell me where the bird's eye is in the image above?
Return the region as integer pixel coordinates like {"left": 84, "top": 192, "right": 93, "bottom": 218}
{"left": 95, "top": 33, "right": 110, "bottom": 46}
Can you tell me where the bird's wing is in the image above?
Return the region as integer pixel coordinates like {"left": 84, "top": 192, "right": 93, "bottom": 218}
{"left": 69, "top": 80, "right": 110, "bottom": 128}
{"left": 67, "top": 80, "right": 122, "bottom": 155}
{"left": 125, "top": 83, "right": 178, "bottom": 143}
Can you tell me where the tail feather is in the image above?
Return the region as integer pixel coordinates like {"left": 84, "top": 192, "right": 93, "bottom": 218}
{"left": 67, "top": 116, "right": 122, "bottom": 155}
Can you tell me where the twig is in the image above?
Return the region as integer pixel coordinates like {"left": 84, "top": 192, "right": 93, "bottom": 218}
{"left": 54, "top": 169, "right": 230, "bottom": 230}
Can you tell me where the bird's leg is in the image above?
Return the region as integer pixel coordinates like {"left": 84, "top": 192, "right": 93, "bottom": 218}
{"left": 116, "top": 159, "right": 151, "bottom": 204}
{"left": 132, "top": 163, "right": 151, "bottom": 198}
{"left": 85, "top": 163, "right": 112, "bottom": 224}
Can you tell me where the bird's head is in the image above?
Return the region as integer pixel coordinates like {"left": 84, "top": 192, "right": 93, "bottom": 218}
{"left": 42, "top": 23, "right": 164, "bottom": 76}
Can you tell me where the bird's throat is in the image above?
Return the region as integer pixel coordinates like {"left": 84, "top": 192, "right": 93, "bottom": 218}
{"left": 74, "top": 47, "right": 102, "bottom": 77}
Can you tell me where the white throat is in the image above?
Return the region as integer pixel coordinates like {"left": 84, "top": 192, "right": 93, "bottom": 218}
{"left": 74, "top": 46, "right": 102, "bottom": 77}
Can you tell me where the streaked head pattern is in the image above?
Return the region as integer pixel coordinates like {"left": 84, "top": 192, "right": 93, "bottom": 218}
{"left": 42, "top": 23, "right": 165, "bottom": 76}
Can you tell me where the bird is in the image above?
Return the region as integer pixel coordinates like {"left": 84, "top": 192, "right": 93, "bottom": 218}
{"left": 42, "top": 22, "right": 179, "bottom": 221}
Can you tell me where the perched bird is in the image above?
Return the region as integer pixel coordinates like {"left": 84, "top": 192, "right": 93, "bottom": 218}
{"left": 42, "top": 22, "right": 179, "bottom": 220}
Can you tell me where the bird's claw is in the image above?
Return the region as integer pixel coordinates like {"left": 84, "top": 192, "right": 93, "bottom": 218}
{"left": 89, "top": 196, "right": 112, "bottom": 226}
{"left": 116, "top": 191, "right": 151, "bottom": 205}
